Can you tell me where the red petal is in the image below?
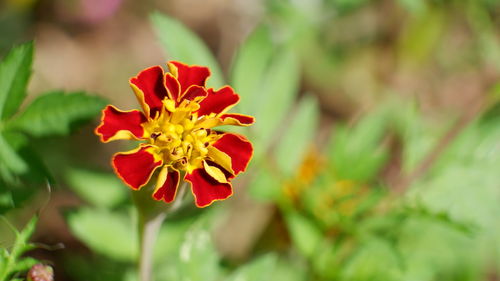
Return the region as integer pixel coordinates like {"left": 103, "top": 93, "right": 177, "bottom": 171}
{"left": 112, "top": 145, "right": 162, "bottom": 190}
{"left": 185, "top": 168, "right": 233, "bottom": 208}
{"left": 220, "top": 114, "right": 255, "bottom": 126}
{"left": 130, "top": 66, "right": 168, "bottom": 118}
{"left": 164, "top": 73, "right": 180, "bottom": 102}
{"left": 153, "top": 169, "right": 180, "bottom": 203}
{"left": 181, "top": 85, "right": 208, "bottom": 102}
{"left": 212, "top": 133, "right": 253, "bottom": 175}
{"left": 197, "top": 86, "right": 240, "bottom": 116}
{"left": 169, "top": 61, "right": 210, "bottom": 96}
{"left": 95, "top": 105, "right": 147, "bottom": 142}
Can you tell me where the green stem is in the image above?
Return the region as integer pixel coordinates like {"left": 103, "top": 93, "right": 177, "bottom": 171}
{"left": 137, "top": 211, "right": 166, "bottom": 281}
{"left": 0, "top": 217, "right": 36, "bottom": 281}
{"left": 133, "top": 183, "right": 187, "bottom": 281}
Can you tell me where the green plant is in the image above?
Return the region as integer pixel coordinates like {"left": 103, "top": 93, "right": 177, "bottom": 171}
{"left": 0, "top": 216, "right": 39, "bottom": 281}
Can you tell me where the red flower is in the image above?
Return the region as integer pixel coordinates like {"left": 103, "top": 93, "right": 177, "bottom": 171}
{"left": 95, "top": 62, "right": 254, "bottom": 207}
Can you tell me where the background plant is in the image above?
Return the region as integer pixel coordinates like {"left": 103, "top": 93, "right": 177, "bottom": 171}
{"left": 0, "top": 0, "right": 498, "bottom": 280}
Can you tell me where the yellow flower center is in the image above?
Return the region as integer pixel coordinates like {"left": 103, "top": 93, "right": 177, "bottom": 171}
{"left": 143, "top": 98, "right": 219, "bottom": 172}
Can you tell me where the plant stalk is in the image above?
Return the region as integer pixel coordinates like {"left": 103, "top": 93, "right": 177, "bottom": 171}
{"left": 138, "top": 211, "right": 166, "bottom": 281}
{"left": 133, "top": 183, "right": 187, "bottom": 281}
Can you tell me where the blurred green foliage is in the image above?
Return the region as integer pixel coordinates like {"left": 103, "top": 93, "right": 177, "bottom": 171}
{"left": 64, "top": 4, "right": 499, "bottom": 280}
{"left": 0, "top": 217, "right": 39, "bottom": 281}
{"left": 0, "top": 42, "right": 107, "bottom": 212}
{"left": 151, "top": 12, "right": 225, "bottom": 89}
{"left": 0, "top": 0, "right": 498, "bottom": 280}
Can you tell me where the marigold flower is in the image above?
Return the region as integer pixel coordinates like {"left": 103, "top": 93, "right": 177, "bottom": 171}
{"left": 95, "top": 61, "right": 254, "bottom": 207}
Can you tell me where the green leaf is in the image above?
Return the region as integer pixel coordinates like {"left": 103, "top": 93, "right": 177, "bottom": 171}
{"left": 230, "top": 25, "right": 275, "bottom": 113}
{"left": 398, "top": 8, "right": 447, "bottom": 65}
{"left": 467, "top": 3, "right": 500, "bottom": 71}
{"left": 340, "top": 239, "right": 403, "bottom": 281}
{"left": 67, "top": 208, "right": 137, "bottom": 261}
{"left": 6, "top": 91, "right": 107, "bottom": 137}
{"left": 177, "top": 223, "right": 220, "bottom": 281}
{"left": 253, "top": 49, "right": 300, "bottom": 150}
{"left": 269, "top": 259, "right": 307, "bottom": 281}
{"left": 225, "top": 254, "right": 278, "bottom": 281}
{"left": 16, "top": 216, "right": 37, "bottom": 248}
{"left": 275, "top": 95, "right": 318, "bottom": 176}
{"left": 64, "top": 255, "right": 131, "bottom": 281}
{"left": 397, "top": 0, "right": 427, "bottom": 14}
{"left": 0, "top": 216, "right": 38, "bottom": 281}
{"left": 329, "top": 0, "right": 372, "bottom": 14}
{"left": 0, "top": 133, "right": 27, "bottom": 174}
{"left": 0, "top": 192, "right": 14, "bottom": 213}
{"left": 328, "top": 108, "right": 390, "bottom": 182}
{"left": 285, "top": 211, "right": 323, "bottom": 259}
{"left": 153, "top": 214, "right": 220, "bottom": 281}
{"left": 396, "top": 216, "right": 478, "bottom": 281}
{"left": 409, "top": 121, "right": 500, "bottom": 229}
{"left": 0, "top": 164, "right": 16, "bottom": 186}
{"left": 151, "top": 12, "right": 225, "bottom": 88}
{"left": 12, "top": 257, "right": 37, "bottom": 273}
{"left": 248, "top": 162, "right": 282, "bottom": 201}
{"left": 153, "top": 216, "right": 198, "bottom": 262}
{"left": 0, "top": 42, "right": 33, "bottom": 120}
{"left": 65, "top": 168, "right": 127, "bottom": 208}
{"left": 401, "top": 114, "right": 500, "bottom": 280}
{"left": 0, "top": 132, "right": 50, "bottom": 211}
{"left": 2, "top": 131, "right": 53, "bottom": 185}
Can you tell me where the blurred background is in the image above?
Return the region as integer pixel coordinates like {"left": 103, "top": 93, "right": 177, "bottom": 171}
{"left": 0, "top": 0, "right": 499, "bottom": 280}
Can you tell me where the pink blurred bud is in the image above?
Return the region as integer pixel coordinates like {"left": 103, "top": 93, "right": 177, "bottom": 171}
{"left": 27, "top": 264, "right": 54, "bottom": 281}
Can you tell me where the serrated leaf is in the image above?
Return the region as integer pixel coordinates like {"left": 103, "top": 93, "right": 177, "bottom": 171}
{"left": 400, "top": 205, "right": 475, "bottom": 235}
{"left": 67, "top": 208, "right": 137, "bottom": 262}
{"left": 6, "top": 91, "right": 107, "bottom": 137}
{"left": 230, "top": 25, "right": 275, "bottom": 113}
{"left": 401, "top": 111, "right": 500, "bottom": 280}
{"left": 65, "top": 168, "right": 127, "bottom": 208}
{"left": 0, "top": 42, "right": 33, "bottom": 120}
{"left": 151, "top": 12, "right": 224, "bottom": 88}
{"left": 275, "top": 95, "right": 318, "bottom": 176}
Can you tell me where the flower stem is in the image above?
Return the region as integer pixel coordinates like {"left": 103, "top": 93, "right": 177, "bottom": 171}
{"left": 138, "top": 211, "right": 165, "bottom": 281}
{"left": 132, "top": 183, "right": 188, "bottom": 281}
